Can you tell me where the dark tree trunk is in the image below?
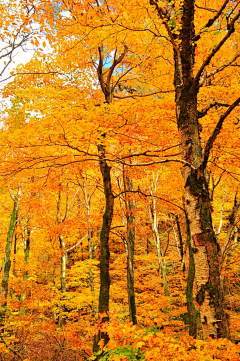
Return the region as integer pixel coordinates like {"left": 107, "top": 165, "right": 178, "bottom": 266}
{"left": 93, "top": 44, "right": 127, "bottom": 354}
{"left": 185, "top": 212, "right": 198, "bottom": 338}
{"left": 93, "top": 145, "right": 114, "bottom": 353}
{"left": 123, "top": 171, "right": 137, "bottom": 325}
{"left": 20, "top": 224, "right": 31, "bottom": 303}
{"left": 0, "top": 188, "right": 21, "bottom": 329}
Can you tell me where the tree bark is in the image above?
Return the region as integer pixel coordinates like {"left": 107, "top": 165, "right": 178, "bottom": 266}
{"left": 82, "top": 177, "right": 97, "bottom": 318}
{"left": 0, "top": 186, "right": 21, "bottom": 329}
{"left": 59, "top": 235, "right": 66, "bottom": 293}
{"left": 123, "top": 171, "right": 137, "bottom": 325}
{"left": 173, "top": 1, "right": 230, "bottom": 340}
{"left": 93, "top": 44, "right": 127, "bottom": 354}
{"left": 20, "top": 223, "right": 31, "bottom": 303}
{"left": 149, "top": 0, "right": 232, "bottom": 339}
{"left": 185, "top": 211, "right": 198, "bottom": 338}
{"left": 175, "top": 214, "right": 185, "bottom": 272}
{"left": 93, "top": 147, "right": 114, "bottom": 353}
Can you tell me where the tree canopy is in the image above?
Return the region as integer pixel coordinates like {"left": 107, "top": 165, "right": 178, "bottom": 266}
{"left": 0, "top": 0, "right": 240, "bottom": 360}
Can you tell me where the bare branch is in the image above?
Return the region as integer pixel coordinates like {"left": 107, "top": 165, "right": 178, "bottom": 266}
{"left": 66, "top": 234, "right": 88, "bottom": 253}
{"left": 106, "top": 45, "right": 128, "bottom": 84}
{"left": 97, "top": 45, "right": 105, "bottom": 94}
{"left": 114, "top": 189, "right": 184, "bottom": 211}
{"left": 116, "top": 158, "right": 196, "bottom": 169}
{"left": 199, "top": 53, "right": 240, "bottom": 86}
{"left": 195, "top": 4, "right": 218, "bottom": 13}
{"left": 113, "top": 89, "right": 174, "bottom": 99}
{"left": 195, "top": 0, "right": 230, "bottom": 40}
{"left": 221, "top": 194, "right": 240, "bottom": 262}
{"left": 201, "top": 96, "right": 240, "bottom": 169}
{"left": 195, "top": 9, "right": 240, "bottom": 86}
{"left": 198, "top": 101, "right": 230, "bottom": 119}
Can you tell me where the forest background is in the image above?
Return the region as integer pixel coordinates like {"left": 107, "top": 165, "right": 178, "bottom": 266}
{"left": 0, "top": 0, "right": 240, "bottom": 360}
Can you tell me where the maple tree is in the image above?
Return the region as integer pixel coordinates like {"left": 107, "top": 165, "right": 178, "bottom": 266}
{"left": 1, "top": 0, "right": 240, "bottom": 360}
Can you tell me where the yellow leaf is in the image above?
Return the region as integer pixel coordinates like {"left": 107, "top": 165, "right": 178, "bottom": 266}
{"left": 112, "top": 355, "right": 120, "bottom": 361}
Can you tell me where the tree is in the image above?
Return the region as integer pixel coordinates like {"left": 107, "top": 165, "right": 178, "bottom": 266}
{"left": 148, "top": 0, "right": 240, "bottom": 339}
{"left": 0, "top": 185, "right": 22, "bottom": 329}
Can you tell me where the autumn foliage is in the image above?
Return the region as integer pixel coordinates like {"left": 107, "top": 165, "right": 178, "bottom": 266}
{"left": 0, "top": 0, "right": 240, "bottom": 360}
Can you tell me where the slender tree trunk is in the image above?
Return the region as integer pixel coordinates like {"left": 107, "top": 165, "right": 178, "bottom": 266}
{"left": 148, "top": 173, "right": 169, "bottom": 296}
{"left": 185, "top": 211, "right": 198, "bottom": 338}
{"left": 123, "top": 171, "right": 137, "bottom": 325}
{"left": 174, "top": 214, "right": 185, "bottom": 272}
{"left": 93, "top": 145, "right": 114, "bottom": 353}
{"left": 153, "top": 222, "right": 169, "bottom": 297}
{"left": 0, "top": 187, "right": 21, "bottom": 329}
{"left": 88, "top": 268, "right": 96, "bottom": 318}
{"left": 82, "top": 178, "right": 97, "bottom": 317}
{"left": 13, "top": 234, "right": 17, "bottom": 277}
{"left": 59, "top": 236, "right": 66, "bottom": 293}
{"left": 93, "top": 44, "right": 127, "bottom": 354}
{"left": 59, "top": 235, "right": 67, "bottom": 327}
{"left": 20, "top": 224, "right": 31, "bottom": 303}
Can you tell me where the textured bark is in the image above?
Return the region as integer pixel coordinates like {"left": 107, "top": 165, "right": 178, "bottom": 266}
{"left": 171, "top": 1, "right": 230, "bottom": 340}
{"left": 123, "top": 172, "right": 137, "bottom": 325}
{"left": 172, "top": 213, "right": 186, "bottom": 272}
{"left": 150, "top": 0, "right": 231, "bottom": 339}
{"left": 185, "top": 212, "right": 198, "bottom": 338}
{"left": 93, "top": 44, "right": 127, "bottom": 354}
{"left": 93, "top": 146, "right": 114, "bottom": 353}
{"left": 0, "top": 187, "right": 21, "bottom": 329}
{"left": 175, "top": 214, "right": 185, "bottom": 268}
{"left": 88, "top": 268, "right": 96, "bottom": 318}
{"left": 20, "top": 224, "right": 31, "bottom": 303}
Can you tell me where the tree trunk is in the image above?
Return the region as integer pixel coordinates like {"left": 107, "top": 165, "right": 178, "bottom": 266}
{"left": 153, "top": 223, "right": 169, "bottom": 297}
{"left": 93, "top": 44, "right": 127, "bottom": 354}
{"left": 185, "top": 212, "right": 198, "bottom": 338}
{"left": 0, "top": 187, "right": 21, "bottom": 329}
{"left": 170, "top": 1, "right": 230, "bottom": 340}
{"left": 177, "top": 81, "right": 230, "bottom": 339}
{"left": 148, "top": 173, "right": 169, "bottom": 296}
{"left": 93, "top": 145, "right": 114, "bottom": 353}
{"left": 82, "top": 178, "right": 97, "bottom": 317}
{"left": 59, "top": 236, "right": 66, "bottom": 293}
{"left": 20, "top": 223, "right": 31, "bottom": 303}
{"left": 123, "top": 171, "right": 137, "bottom": 325}
{"left": 174, "top": 214, "right": 185, "bottom": 272}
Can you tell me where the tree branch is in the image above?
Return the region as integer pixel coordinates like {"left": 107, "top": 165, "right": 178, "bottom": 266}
{"left": 201, "top": 96, "right": 240, "bottom": 169}
{"left": 195, "top": 9, "right": 240, "bottom": 86}
{"left": 114, "top": 189, "right": 184, "bottom": 211}
{"left": 199, "top": 53, "right": 240, "bottom": 86}
{"left": 195, "top": 0, "right": 230, "bottom": 41}
{"left": 66, "top": 234, "right": 88, "bottom": 253}
{"left": 198, "top": 101, "right": 230, "bottom": 119}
